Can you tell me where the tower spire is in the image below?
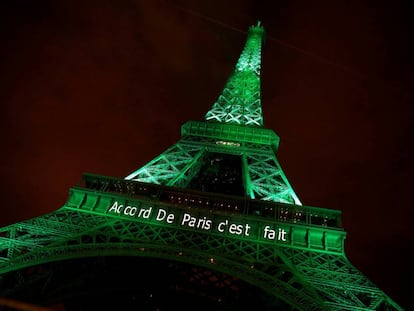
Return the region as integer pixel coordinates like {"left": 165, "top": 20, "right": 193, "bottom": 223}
{"left": 205, "top": 22, "right": 265, "bottom": 126}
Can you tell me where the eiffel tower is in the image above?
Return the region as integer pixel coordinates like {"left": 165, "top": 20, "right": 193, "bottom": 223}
{"left": 0, "top": 22, "right": 403, "bottom": 311}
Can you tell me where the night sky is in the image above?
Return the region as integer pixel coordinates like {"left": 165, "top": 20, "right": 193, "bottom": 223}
{"left": 1, "top": 1, "right": 413, "bottom": 309}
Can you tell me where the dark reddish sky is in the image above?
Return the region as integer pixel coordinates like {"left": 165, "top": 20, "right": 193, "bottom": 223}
{"left": 1, "top": 0, "right": 413, "bottom": 309}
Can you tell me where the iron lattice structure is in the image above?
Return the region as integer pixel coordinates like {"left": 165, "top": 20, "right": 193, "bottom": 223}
{"left": 0, "top": 22, "right": 403, "bottom": 310}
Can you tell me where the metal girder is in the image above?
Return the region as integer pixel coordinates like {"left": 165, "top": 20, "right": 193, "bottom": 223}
{"left": 0, "top": 209, "right": 324, "bottom": 310}
{"left": 124, "top": 136, "right": 301, "bottom": 206}
{"left": 205, "top": 72, "right": 263, "bottom": 126}
{"left": 125, "top": 142, "right": 202, "bottom": 184}
{"left": 0, "top": 184, "right": 402, "bottom": 310}
{"left": 245, "top": 149, "right": 302, "bottom": 205}
{"left": 205, "top": 23, "right": 264, "bottom": 126}
{"left": 283, "top": 249, "right": 402, "bottom": 310}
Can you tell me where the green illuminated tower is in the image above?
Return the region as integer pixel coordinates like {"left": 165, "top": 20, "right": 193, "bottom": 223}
{"left": 0, "top": 22, "right": 403, "bottom": 310}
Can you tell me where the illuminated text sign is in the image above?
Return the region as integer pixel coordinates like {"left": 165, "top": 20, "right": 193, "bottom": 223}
{"left": 107, "top": 201, "right": 288, "bottom": 242}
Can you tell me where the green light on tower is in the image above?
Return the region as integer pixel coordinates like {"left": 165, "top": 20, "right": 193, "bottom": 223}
{"left": 205, "top": 22, "right": 264, "bottom": 126}
{"left": 126, "top": 21, "right": 301, "bottom": 205}
{"left": 0, "top": 21, "right": 403, "bottom": 311}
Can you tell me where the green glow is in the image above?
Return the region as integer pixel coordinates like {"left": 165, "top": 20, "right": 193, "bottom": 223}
{"left": 0, "top": 23, "right": 404, "bottom": 311}
{"left": 205, "top": 22, "right": 264, "bottom": 126}
{"left": 126, "top": 21, "right": 301, "bottom": 205}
